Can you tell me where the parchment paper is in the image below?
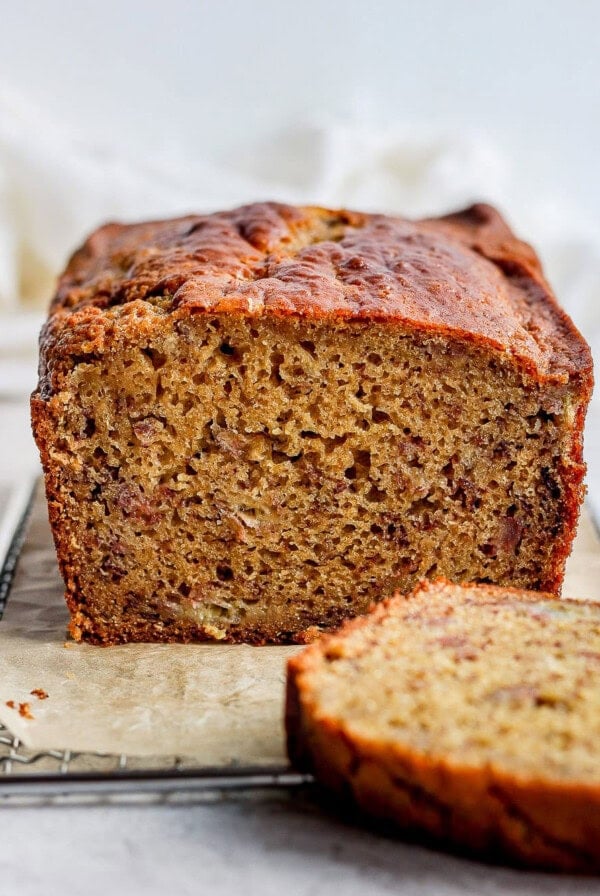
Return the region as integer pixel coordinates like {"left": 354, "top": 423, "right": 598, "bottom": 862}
{"left": 1, "top": 482, "right": 599, "bottom": 760}
{"left": 0, "top": 484, "right": 299, "bottom": 759}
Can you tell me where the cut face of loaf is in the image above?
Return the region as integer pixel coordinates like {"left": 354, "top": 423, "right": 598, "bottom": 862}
{"left": 31, "top": 202, "right": 593, "bottom": 644}
{"left": 286, "top": 580, "right": 600, "bottom": 871}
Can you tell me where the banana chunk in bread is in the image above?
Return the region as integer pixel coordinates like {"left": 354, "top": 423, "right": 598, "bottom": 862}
{"left": 287, "top": 580, "right": 600, "bottom": 871}
{"left": 31, "top": 202, "right": 592, "bottom": 644}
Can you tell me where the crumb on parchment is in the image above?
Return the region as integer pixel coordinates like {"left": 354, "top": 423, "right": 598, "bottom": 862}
{"left": 30, "top": 689, "right": 49, "bottom": 700}
{"left": 4, "top": 700, "right": 34, "bottom": 720}
{"left": 18, "top": 702, "right": 34, "bottom": 720}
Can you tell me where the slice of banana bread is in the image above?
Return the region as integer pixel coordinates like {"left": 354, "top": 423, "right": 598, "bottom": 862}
{"left": 31, "top": 202, "right": 592, "bottom": 644}
{"left": 286, "top": 580, "right": 600, "bottom": 871}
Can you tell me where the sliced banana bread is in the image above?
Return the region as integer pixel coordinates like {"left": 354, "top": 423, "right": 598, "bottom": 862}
{"left": 287, "top": 580, "right": 600, "bottom": 871}
{"left": 31, "top": 202, "right": 592, "bottom": 644}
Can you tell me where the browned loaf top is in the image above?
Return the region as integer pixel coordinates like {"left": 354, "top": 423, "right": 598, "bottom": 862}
{"left": 41, "top": 202, "right": 591, "bottom": 393}
{"left": 287, "top": 580, "right": 600, "bottom": 872}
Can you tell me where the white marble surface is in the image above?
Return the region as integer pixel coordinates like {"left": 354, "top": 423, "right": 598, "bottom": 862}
{"left": 2, "top": 795, "right": 600, "bottom": 896}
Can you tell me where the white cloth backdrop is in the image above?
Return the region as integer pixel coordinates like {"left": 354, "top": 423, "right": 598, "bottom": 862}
{"left": 0, "top": 87, "right": 598, "bottom": 500}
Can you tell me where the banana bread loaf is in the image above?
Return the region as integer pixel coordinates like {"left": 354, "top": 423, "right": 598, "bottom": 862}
{"left": 286, "top": 580, "right": 600, "bottom": 872}
{"left": 31, "top": 202, "right": 593, "bottom": 644}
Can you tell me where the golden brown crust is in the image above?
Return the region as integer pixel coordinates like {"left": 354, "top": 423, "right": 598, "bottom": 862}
{"left": 39, "top": 202, "right": 592, "bottom": 394}
{"left": 286, "top": 581, "right": 600, "bottom": 872}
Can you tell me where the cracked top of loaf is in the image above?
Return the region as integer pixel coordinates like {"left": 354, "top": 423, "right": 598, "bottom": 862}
{"left": 40, "top": 202, "right": 592, "bottom": 389}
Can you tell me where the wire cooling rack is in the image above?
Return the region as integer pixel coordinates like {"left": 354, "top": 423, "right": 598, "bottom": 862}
{"left": 0, "top": 479, "right": 311, "bottom": 806}
{"left": 4, "top": 478, "right": 598, "bottom": 807}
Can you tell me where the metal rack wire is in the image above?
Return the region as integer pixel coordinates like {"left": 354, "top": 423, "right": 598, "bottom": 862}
{"left": 0, "top": 716, "right": 309, "bottom": 805}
